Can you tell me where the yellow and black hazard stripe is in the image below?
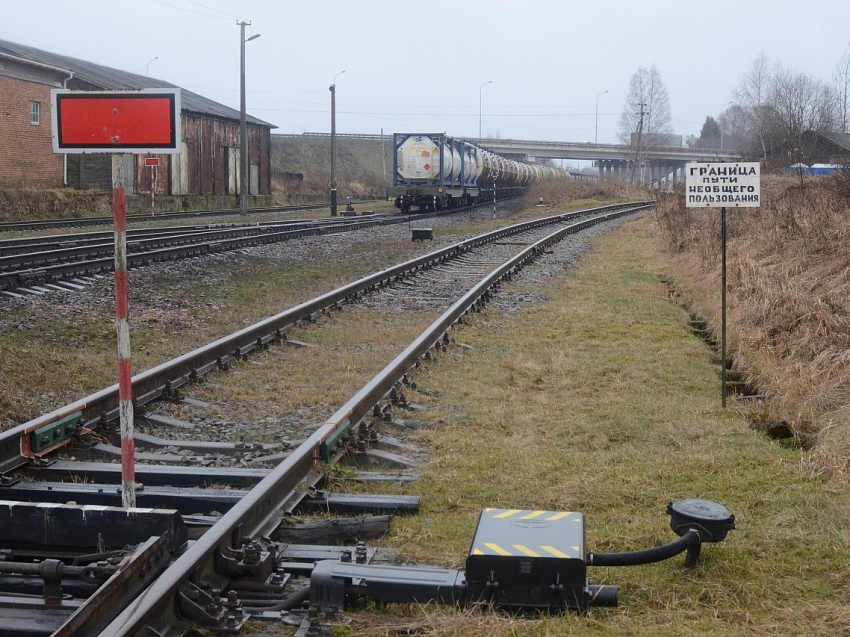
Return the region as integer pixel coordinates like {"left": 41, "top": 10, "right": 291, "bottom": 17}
{"left": 470, "top": 509, "right": 583, "bottom": 559}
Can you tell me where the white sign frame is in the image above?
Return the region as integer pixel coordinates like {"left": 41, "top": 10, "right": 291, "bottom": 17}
{"left": 685, "top": 162, "right": 760, "bottom": 208}
{"left": 51, "top": 88, "right": 182, "bottom": 154}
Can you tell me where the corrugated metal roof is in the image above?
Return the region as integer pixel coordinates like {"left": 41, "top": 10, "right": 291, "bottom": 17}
{"left": 0, "top": 38, "right": 275, "bottom": 128}
{"left": 819, "top": 132, "right": 850, "bottom": 153}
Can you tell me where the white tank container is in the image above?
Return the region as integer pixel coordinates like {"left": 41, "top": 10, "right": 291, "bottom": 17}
{"left": 474, "top": 148, "right": 485, "bottom": 181}
{"left": 440, "top": 142, "right": 453, "bottom": 181}
{"left": 450, "top": 146, "right": 462, "bottom": 182}
{"left": 507, "top": 160, "right": 518, "bottom": 184}
{"left": 396, "top": 135, "right": 442, "bottom": 181}
{"left": 463, "top": 145, "right": 479, "bottom": 184}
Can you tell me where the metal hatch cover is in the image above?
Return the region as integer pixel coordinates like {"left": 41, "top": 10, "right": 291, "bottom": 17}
{"left": 468, "top": 508, "right": 584, "bottom": 560}
{"left": 465, "top": 508, "right": 588, "bottom": 610}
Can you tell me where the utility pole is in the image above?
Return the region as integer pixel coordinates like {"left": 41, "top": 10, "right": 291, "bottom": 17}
{"left": 631, "top": 103, "right": 648, "bottom": 184}
{"left": 479, "top": 80, "right": 492, "bottom": 139}
{"left": 380, "top": 127, "right": 387, "bottom": 197}
{"left": 330, "top": 83, "right": 337, "bottom": 216}
{"left": 238, "top": 22, "right": 260, "bottom": 216}
{"left": 330, "top": 71, "right": 344, "bottom": 217}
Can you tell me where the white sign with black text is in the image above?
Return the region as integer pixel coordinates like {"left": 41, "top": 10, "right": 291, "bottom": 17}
{"left": 685, "top": 162, "right": 761, "bottom": 207}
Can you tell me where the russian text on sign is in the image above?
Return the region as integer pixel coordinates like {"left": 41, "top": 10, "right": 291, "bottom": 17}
{"left": 685, "top": 162, "right": 761, "bottom": 208}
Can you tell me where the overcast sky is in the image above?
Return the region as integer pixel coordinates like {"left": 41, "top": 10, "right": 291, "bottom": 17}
{"left": 2, "top": 0, "right": 848, "bottom": 144}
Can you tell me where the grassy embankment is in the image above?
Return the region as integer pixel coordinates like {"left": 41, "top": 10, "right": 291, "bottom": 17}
{"left": 271, "top": 134, "right": 389, "bottom": 203}
{"left": 319, "top": 177, "right": 850, "bottom": 636}
{"left": 655, "top": 173, "right": 850, "bottom": 475}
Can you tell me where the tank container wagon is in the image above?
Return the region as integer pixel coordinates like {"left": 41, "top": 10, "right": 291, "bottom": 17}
{"left": 387, "top": 133, "right": 566, "bottom": 213}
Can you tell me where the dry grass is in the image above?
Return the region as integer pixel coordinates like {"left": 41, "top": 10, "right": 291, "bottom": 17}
{"left": 0, "top": 232, "right": 443, "bottom": 429}
{"left": 654, "top": 174, "right": 850, "bottom": 481}
{"left": 181, "top": 306, "right": 439, "bottom": 432}
{"left": 0, "top": 199, "right": 587, "bottom": 430}
{"left": 524, "top": 178, "right": 651, "bottom": 210}
{"left": 332, "top": 213, "right": 850, "bottom": 636}
{"left": 8, "top": 178, "right": 845, "bottom": 634}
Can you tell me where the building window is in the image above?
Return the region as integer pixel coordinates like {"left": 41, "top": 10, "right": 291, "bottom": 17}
{"left": 31, "top": 101, "right": 41, "bottom": 125}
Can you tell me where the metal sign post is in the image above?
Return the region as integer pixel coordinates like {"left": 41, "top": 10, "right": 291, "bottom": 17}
{"left": 112, "top": 154, "right": 136, "bottom": 507}
{"left": 685, "top": 162, "right": 760, "bottom": 407}
{"left": 51, "top": 89, "right": 181, "bottom": 507}
{"left": 145, "top": 157, "right": 160, "bottom": 215}
{"left": 721, "top": 205, "right": 727, "bottom": 407}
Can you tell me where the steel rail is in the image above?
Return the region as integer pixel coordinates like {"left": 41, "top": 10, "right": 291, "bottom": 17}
{"left": 0, "top": 216, "right": 378, "bottom": 254}
{"left": 0, "top": 203, "right": 650, "bottom": 475}
{"left": 0, "top": 195, "right": 517, "bottom": 292}
{"left": 0, "top": 219, "right": 376, "bottom": 273}
{"left": 0, "top": 202, "right": 335, "bottom": 234}
{"left": 0, "top": 219, "right": 380, "bottom": 292}
{"left": 100, "top": 202, "right": 651, "bottom": 636}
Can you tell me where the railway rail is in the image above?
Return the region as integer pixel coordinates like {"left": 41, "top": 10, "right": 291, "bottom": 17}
{"left": 0, "top": 202, "right": 338, "bottom": 234}
{"left": 0, "top": 197, "right": 520, "bottom": 297}
{"left": 0, "top": 202, "right": 652, "bottom": 635}
{"left": 0, "top": 217, "right": 380, "bottom": 295}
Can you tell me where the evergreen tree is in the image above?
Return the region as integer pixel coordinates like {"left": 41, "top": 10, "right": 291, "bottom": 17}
{"left": 700, "top": 116, "right": 722, "bottom": 139}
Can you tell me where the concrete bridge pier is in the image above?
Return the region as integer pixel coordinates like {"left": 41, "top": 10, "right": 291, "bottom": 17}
{"left": 649, "top": 161, "right": 688, "bottom": 190}
{"left": 598, "top": 159, "right": 629, "bottom": 182}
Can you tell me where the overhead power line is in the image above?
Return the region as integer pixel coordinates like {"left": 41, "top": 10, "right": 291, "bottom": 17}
{"left": 150, "top": 0, "right": 237, "bottom": 21}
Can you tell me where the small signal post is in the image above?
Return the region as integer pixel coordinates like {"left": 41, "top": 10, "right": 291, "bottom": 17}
{"left": 685, "top": 161, "right": 761, "bottom": 407}
{"left": 145, "top": 157, "right": 160, "bottom": 214}
{"left": 51, "top": 89, "right": 181, "bottom": 507}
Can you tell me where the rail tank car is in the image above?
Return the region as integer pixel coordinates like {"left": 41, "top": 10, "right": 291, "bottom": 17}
{"left": 387, "top": 133, "right": 567, "bottom": 213}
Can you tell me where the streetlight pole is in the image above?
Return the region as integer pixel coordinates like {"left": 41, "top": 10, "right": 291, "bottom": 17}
{"left": 720, "top": 101, "right": 732, "bottom": 151}
{"left": 595, "top": 90, "right": 608, "bottom": 144}
{"left": 239, "top": 22, "right": 260, "bottom": 216}
{"left": 330, "top": 70, "right": 344, "bottom": 217}
{"left": 479, "top": 80, "right": 492, "bottom": 140}
{"left": 146, "top": 56, "right": 158, "bottom": 77}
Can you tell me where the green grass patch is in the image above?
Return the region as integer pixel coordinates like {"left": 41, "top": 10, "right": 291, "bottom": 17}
{"left": 359, "top": 214, "right": 850, "bottom": 636}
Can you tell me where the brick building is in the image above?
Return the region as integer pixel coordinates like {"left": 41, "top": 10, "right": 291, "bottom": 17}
{"left": 0, "top": 39, "right": 275, "bottom": 208}
{"left": 0, "top": 51, "right": 71, "bottom": 187}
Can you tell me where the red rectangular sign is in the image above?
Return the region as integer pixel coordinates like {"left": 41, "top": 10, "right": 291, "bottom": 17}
{"left": 51, "top": 89, "right": 181, "bottom": 154}
{"left": 144, "top": 157, "right": 160, "bottom": 166}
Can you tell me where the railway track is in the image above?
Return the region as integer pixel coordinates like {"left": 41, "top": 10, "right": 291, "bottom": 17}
{"left": 0, "top": 202, "right": 652, "bottom": 636}
{"left": 0, "top": 216, "right": 381, "bottom": 297}
{"left": 0, "top": 202, "right": 339, "bottom": 234}
{"left": 0, "top": 198, "right": 520, "bottom": 297}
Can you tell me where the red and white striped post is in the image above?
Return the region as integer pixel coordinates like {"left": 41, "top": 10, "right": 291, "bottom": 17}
{"left": 51, "top": 90, "right": 181, "bottom": 509}
{"left": 112, "top": 154, "right": 136, "bottom": 508}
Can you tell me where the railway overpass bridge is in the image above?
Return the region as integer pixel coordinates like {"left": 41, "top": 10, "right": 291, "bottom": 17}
{"left": 467, "top": 138, "right": 743, "bottom": 185}
{"left": 274, "top": 132, "right": 744, "bottom": 187}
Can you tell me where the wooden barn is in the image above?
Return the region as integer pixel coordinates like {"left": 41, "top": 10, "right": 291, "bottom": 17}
{"left": 768, "top": 131, "right": 850, "bottom": 170}
{"left": 0, "top": 39, "right": 275, "bottom": 209}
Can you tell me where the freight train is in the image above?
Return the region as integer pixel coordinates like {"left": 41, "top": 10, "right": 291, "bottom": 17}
{"left": 387, "top": 133, "right": 568, "bottom": 213}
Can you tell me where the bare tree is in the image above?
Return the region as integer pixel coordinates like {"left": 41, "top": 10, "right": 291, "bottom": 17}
{"left": 718, "top": 103, "right": 748, "bottom": 151}
{"left": 735, "top": 53, "right": 841, "bottom": 163}
{"left": 618, "top": 65, "right": 675, "bottom": 183}
{"left": 617, "top": 64, "right": 674, "bottom": 145}
{"left": 765, "top": 66, "right": 836, "bottom": 165}
{"left": 833, "top": 49, "right": 850, "bottom": 134}
{"left": 734, "top": 52, "right": 773, "bottom": 158}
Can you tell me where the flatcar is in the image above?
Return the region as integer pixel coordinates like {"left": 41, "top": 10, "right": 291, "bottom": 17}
{"left": 387, "top": 133, "right": 568, "bottom": 213}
